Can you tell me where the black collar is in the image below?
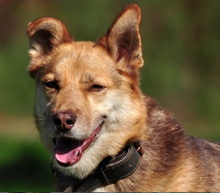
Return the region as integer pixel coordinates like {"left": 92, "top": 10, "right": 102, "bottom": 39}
{"left": 51, "top": 142, "right": 143, "bottom": 192}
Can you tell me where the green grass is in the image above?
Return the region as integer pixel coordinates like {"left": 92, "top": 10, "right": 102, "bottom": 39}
{"left": 0, "top": 137, "right": 54, "bottom": 192}
{"left": 0, "top": 115, "right": 54, "bottom": 191}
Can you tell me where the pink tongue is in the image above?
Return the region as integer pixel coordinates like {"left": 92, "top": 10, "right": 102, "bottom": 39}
{"left": 54, "top": 138, "right": 84, "bottom": 164}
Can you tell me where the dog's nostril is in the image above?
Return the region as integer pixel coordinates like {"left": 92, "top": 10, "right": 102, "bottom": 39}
{"left": 66, "top": 119, "right": 74, "bottom": 125}
{"left": 65, "top": 114, "right": 77, "bottom": 126}
{"left": 54, "top": 118, "right": 62, "bottom": 126}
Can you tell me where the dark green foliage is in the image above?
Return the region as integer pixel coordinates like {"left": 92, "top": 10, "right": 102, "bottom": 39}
{"left": 0, "top": 138, "right": 53, "bottom": 191}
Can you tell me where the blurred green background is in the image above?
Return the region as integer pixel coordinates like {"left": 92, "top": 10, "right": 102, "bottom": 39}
{"left": 0, "top": 0, "right": 220, "bottom": 191}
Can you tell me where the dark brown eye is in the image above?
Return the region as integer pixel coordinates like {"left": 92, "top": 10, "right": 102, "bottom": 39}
{"left": 45, "top": 81, "right": 59, "bottom": 90}
{"left": 90, "top": 84, "right": 104, "bottom": 92}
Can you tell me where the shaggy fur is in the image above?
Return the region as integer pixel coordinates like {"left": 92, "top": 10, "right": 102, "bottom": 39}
{"left": 27, "top": 4, "right": 220, "bottom": 192}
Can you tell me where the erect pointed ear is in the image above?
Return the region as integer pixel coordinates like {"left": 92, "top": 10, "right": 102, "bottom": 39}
{"left": 99, "top": 4, "right": 143, "bottom": 70}
{"left": 27, "top": 17, "right": 73, "bottom": 78}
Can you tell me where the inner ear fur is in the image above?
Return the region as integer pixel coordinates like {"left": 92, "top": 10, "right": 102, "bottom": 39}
{"left": 27, "top": 17, "right": 72, "bottom": 78}
{"left": 99, "top": 4, "right": 143, "bottom": 70}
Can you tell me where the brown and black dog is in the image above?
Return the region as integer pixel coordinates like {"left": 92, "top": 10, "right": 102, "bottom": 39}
{"left": 27, "top": 4, "right": 220, "bottom": 192}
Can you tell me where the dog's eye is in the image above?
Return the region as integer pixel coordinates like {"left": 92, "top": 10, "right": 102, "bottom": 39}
{"left": 90, "top": 84, "right": 104, "bottom": 92}
{"left": 45, "top": 81, "right": 59, "bottom": 90}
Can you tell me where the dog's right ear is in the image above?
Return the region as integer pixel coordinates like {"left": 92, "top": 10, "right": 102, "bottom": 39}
{"left": 98, "top": 4, "right": 143, "bottom": 74}
{"left": 27, "top": 17, "right": 72, "bottom": 78}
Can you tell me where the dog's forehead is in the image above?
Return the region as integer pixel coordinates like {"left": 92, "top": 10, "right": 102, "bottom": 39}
{"left": 40, "top": 41, "right": 120, "bottom": 87}
{"left": 50, "top": 42, "right": 115, "bottom": 74}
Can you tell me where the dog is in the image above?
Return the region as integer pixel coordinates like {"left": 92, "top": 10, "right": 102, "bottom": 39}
{"left": 27, "top": 4, "right": 220, "bottom": 192}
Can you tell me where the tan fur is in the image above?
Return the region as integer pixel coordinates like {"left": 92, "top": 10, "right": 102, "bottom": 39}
{"left": 27, "top": 4, "right": 220, "bottom": 192}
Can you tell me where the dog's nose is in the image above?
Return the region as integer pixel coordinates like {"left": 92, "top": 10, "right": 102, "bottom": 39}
{"left": 53, "top": 112, "right": 77, "bottom": 132}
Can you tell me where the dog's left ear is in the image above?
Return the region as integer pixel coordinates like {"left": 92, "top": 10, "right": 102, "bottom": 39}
{"left": 99, "top": 4, "right": 143, "bottom": 71}
{"left": 27, "top": 17, "right": 72, "bottom": 78}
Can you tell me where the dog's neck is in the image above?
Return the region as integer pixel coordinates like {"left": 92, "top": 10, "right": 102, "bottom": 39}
{"left": 52, "top": 142, "right": 143, "bottom": 192}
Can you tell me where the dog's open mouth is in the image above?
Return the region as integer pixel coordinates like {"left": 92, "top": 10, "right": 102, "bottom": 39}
{"left": 54, "top": 121, "right": 104, "bottom": 166}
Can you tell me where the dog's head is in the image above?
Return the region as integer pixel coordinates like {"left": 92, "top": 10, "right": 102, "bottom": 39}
{"left": 27, "top": 4, "right": 147, "bottom": 179}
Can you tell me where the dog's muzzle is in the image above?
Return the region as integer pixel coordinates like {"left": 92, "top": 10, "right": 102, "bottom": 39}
{"left": 53, "top": 120, "right": 105, "bottom": 166}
